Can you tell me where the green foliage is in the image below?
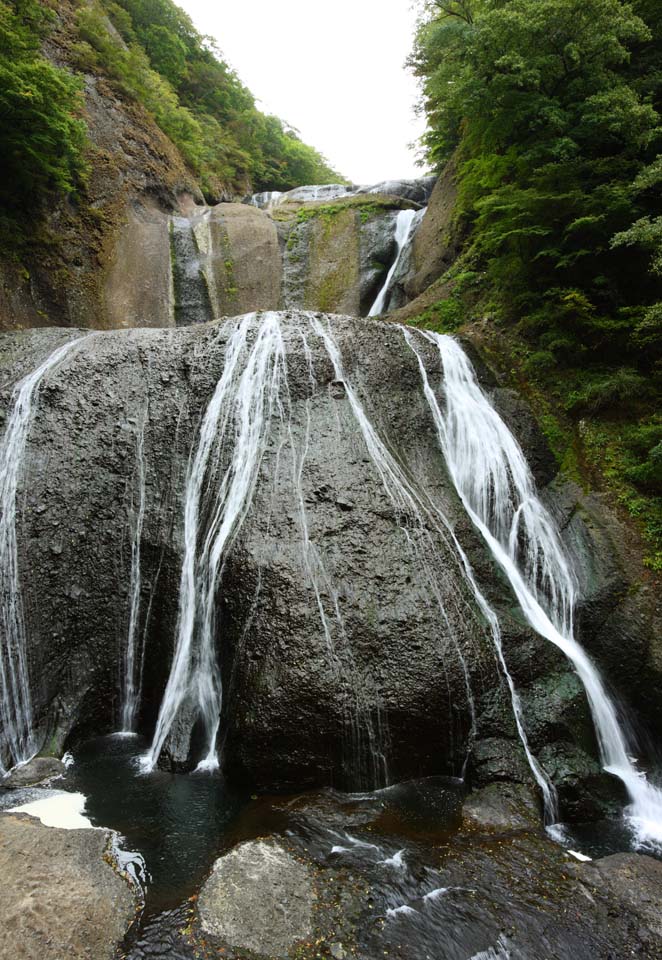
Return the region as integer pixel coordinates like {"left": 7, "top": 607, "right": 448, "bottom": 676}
{"left": 411, "top": 0, "right": 662, "bottom": 333}
{"left": 0, "top": 0, "right": 88, "bottom": 229}
{"left": 564, "top": 368, "right": 653, "bottom": 415}
{"left": 75, "top": 0, "right": 341, "bottom": 196}
{"left": 411, "top": 0, "right": 662, "bottom": 564}
{"left": 417, "top": 295, "right": 465, "bottom": 332}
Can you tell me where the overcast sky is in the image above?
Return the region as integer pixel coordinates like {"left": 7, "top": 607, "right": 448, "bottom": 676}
{"left": 177, "top": 0, "right": 427, "bottom": 185}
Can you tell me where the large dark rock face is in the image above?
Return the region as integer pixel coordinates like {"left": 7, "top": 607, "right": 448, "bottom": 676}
{"left": 0, "top": 313, "right": 641, "bottom": 810}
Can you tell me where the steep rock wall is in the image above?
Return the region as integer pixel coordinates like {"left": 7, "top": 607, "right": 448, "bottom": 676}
{"left": 0, "top": 1, "right": 203, "bottom": 334}
{"left": 0, "top": 314, "right": 608, "bottom": 809}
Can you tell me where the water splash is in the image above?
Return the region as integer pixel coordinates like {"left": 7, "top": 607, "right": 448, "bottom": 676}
{"left": 414, "top": 330, "right": 662, "bottom": 849}
{"left": 0, "top": 337, "right": 84, "bottom": 774}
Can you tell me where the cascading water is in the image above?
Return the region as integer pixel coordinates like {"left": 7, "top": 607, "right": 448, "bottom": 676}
{"left": 246, "top": 191, "right": 284, "bottom": 210}
{"left": 368, "top": 209, "right": 423, "bottom": 317}
{"left": 144, "top": 311, "right": 491, "bottom": 784}
{"left": 170, "top": 216, "right": 213, "bottom": 327}
{"left": 280, "top": 184, "right": 356, "bottom": 203}
{"left": 0, "top": 336, "right": 84, "bottom": 774}
{"left": 410, "top": 330, "right": 662, "bottom": 849}
{"left": 142, "top": 312, "right": 288, "bottom": 773}
{"left": 310, "top": 314, "right": 498, "bottom": 779}
{"left": 402, "top": 329, "right": 557, "bottom": 816}
{"left": 287, "top": 327, "right": 390, "bottom": 788}
{"left": 120, "top": 413, "right": 148, "bottom": 734}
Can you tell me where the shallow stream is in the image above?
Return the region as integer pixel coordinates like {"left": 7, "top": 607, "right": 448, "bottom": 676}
{"left": 3, "top": 736, "right": 657, "bottom": 959}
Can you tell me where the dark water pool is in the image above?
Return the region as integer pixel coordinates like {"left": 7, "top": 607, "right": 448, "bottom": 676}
{"left": 42, "top": 737, "right": 660, "bottom": 960}
{"left": 59, "top": 735, "right": 245, "bottom": 958}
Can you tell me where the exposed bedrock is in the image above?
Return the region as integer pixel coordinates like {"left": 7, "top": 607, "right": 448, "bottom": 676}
{"left": 103, "top": 184, "right": 432, "bottom": 329}
{"left": 0, "top": 813, "right": 137, "bottom": 960}
{"left": 0, "top": 313, "right": 646, "bottom": 814}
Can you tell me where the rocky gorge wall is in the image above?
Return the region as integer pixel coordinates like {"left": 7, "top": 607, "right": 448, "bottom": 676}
{"left": 0, "top": 313, "right": 653, "bottom": 821}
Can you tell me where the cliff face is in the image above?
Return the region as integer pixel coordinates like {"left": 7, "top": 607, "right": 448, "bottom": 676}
{"left": 91, "top": 188, "right": 429, "bottom": 329}
{"left": 0, "top": 1, "right": 203, "bottom": 333}
{"left": 0, "top": 314, "right": 622, "bottom": 815}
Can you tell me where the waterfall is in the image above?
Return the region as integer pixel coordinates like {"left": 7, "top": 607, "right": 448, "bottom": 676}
{"left": 403, "top": 330, "right": 557, "bottom": 816}
{"left": 0, "top": 336, "right": 84, "bottom": 774}
{"left": 412, "top": 330, "right": 662, "bottom": 849}
{"left": 120, "top": 413, "right": 148, "bottom": 734}
{"left": 368, "top": 209, "right": 422, "bottom": 317}
{"left": 170, "top": 216, "right": 213, "bottom": 327}
{"left": 310, "top": 315, "right": 495, "bottom": 779}
{"left": 141, "top": 312, "right": 287, "bottom": 773}
{"left": 288, "top": 327, "right": 390, "bottom": 788}
{"left": 281, "top": 184, "right": 356, "bottom": 203}
{"left": 247, "top": 191, "right": 284, "bottom": 210}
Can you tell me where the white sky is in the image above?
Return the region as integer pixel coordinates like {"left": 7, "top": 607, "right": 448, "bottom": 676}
{"left": 177, "top": 0, "right": 427, "bottom": 185}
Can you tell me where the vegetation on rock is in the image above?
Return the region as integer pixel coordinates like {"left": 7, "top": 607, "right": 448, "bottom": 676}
{"left": 0, "top": 0, "right": 341, "bottom": 253}
{"left": 74, "top": 0, "right": 341, "bottom": 198}
{"left": 0, "top": 0, "right": 88, "bottom": 247}
{"left": 410, "top": 0, "right": 662, "bottom": 568}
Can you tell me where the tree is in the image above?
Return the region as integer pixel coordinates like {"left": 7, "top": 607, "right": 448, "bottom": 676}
{"left": 0, "top": 1, "right": 88, "bottom": 212}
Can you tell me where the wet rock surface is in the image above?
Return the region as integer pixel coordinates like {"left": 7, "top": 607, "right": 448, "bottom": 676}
{"left": 198, "top": 840, "right": 315, "bottom": 957}
{"left": 0, "top": 813, "right": 136, "bottom": 960}
{"left": 569, "top": 853, "right": 662, "bottom": 943}
{"left": 0, "top": 313, "right": 644, "bottom": 812}
{"left": 194, "top": 786, "right": 662, "bottom": 960}
{"left": 461, "top": 782, "right": 541, "bottom": 832}
{"left": 1, "top": 757, "right": 65, "bottom": 789}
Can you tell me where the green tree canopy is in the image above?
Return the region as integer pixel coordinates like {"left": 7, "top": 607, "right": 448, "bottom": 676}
{"left": 0, "top": 0, "right": 87, "bottom": 211}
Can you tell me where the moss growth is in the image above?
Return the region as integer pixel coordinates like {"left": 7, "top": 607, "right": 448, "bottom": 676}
{"left": 304, "top": 207, "right": 359, "bottom": 313}
{"left": 272, "top": 194, "right": 416, "bottom": 224}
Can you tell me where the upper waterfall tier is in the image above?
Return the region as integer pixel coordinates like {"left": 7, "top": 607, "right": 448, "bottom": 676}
{"left": 99, "top": 178, "right": 434, "bottom": 329}
{"left": 0, "top": 312, "right": 652, "bottom": 826}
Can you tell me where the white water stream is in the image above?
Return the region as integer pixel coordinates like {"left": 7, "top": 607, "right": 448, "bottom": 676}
{"left": 368, "top": 209, "right": 421, "bottom": 317}
{"left": 0, "top": 337, "right": 84, "bottom": 775}
{"left": 286, "top": 329, "right": 389, "bottom": 787}
{"left": 120, "top": 413, "right": 148, "bottom": 734}
{"left": 142, "top": 312, "right": 287, "bottom": 773}
{"left": 410, "top": 330, "right": 662, "bottom": 849}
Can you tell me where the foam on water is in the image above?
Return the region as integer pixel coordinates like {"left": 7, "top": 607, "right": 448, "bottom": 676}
{"left": 9, "top": 791, "right": 94, "bottom": 830}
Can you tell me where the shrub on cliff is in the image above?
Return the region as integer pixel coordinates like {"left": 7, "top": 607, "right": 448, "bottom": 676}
{"left": 0, "top": 0, "right": 87, "bottom": 216}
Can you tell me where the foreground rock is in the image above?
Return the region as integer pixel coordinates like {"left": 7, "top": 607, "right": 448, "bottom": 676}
{"left": 570, "top": 853, "right": 662, "bottom": 944}
{"left": 462, "top": 782, "right": 541, "bottom": 832}
{"left": 0, "top": 814, "right": 136, "bottom": 960}
{"left": 204, "top": 788, "right": 662, "bottom": 960}
{"left": 198, "top": 840, "right": 314, "bottom": 957}
{"left": 1, "top": 757, "right": 64, "bottom": 789}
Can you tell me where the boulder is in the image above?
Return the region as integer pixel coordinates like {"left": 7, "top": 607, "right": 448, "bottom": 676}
{"left": 462, "top": 782, "right": 541, "bottom": 832}
{"left": 0, "top": 813, "right": 136, "bottom": 960}
{"left": 198, "top": 840, "right": 314, "bottom": 957}
{"left": 0, "top": 314, "right": 628, "bottom": 811}
{"left": 2, "top": 757, "right": 64, "bottom": 790}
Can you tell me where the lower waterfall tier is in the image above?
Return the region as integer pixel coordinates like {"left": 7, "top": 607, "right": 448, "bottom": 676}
{"left": 0, "top": 312, "right": 658, "bottom": 825}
